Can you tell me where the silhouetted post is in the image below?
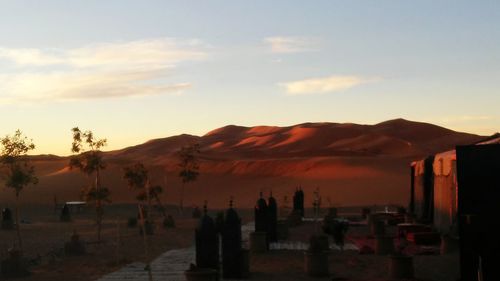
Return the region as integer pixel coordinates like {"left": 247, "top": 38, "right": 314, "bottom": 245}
{"left": 1, "top": 208, "right": 14, "bottom": 230}
{"left": 288, "top": 188, "right": 304, "bottom": 226}
{"left": 255, "top": 192, "right": 268, "bottom": 232}
{"left": 267, "top": 192, "right": 278, "bottom": 243}
{"left": 293, "top": 188, "right": 299, "bottom": 214}
{"left": 298, "top": 188, "right": 305, "bottom": 217}
{"left": 293, "top": 187, "right": 305, "bottom": 217}
{"left": 195, "top": 202, "right": 219, "bottom": 274}
{"left": 251, "top": 192, "right": 269, "bottom": 252}
{"left": 222, "top": 199, "right": 243, "bottom": 278}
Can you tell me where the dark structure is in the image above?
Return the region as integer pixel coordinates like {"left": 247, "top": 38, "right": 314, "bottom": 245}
{"left": 456, "top": 144, "right": 500, "bottom": 281}
{"left": 1, "top": 208, "right": 14, "bottom": 230}
{"left": 254, "top": 192, "right": 268, "bottom": 233}
{"left": 293, "top": 187, "right": 305, "bottom": 217}
{"left": 422, "top": 156, "right": 435, "bottom": 222}
{"left": 222, "top": 200, "right": 243, "bottom": 279}
{"left": 60, "top": 204, "right": 71, "bottom": 222}
{"left": 215, "top": 211, "right": 224, "bottom": 234}
{"left": 410, "top": 156, "right": 435, "bottom": 223}
{"left": 267, "top": 192, "right": 278, "bottom": 242}
{"left": 195, "top": 203, "right": 219, "bottom": 273}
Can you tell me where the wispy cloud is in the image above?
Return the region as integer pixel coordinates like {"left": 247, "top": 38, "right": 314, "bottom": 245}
{"left": 0, "top": 38, "right": 206, "bottom": 103}
{"left": 264, "top": 36, "right": 318, "bottom": 54}
{"left": 279, "top": 75, "right": 376, "bottom": 95}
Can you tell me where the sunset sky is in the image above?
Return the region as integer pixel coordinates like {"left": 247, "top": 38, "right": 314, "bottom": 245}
{"left": 0, "top": 1, "right": 499, "bottom": 155}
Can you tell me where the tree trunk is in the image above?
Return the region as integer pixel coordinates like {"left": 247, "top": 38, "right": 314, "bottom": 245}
{"left": 96, "top": 169, "right": 102, "bottom": 242}
{"left": 154, "top": 194, "right": 167, "bottom": 218}
{"left": 146, "top": 180, "right": 151, "bottom": 222}
{"left": 15, "top": 192, "right": 23, "bottom": 251}
{"left": 138, "top": 205, "right": 153, "bottom": 281}
{"left": 179, "top": 182, "right": 185, "bottom": 213}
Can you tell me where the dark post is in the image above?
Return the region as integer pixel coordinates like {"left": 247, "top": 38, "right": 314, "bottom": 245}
{"left": 222, "top": 199, "right": 243, "bottom": 279}
{"left": 288, "top": 187, "right": 304, "bottom": 226}
{"left": 293, "top": 187, "right": 305, "bottom": 217}
{"left": 195, "top": 202, "right": 219, "bottom": 273}
{"left": 409, "top": 165, "right": 415, "bottom": 214}
{"left": 298, "top": 188, "right": 305, "bottom": 217}
{"left": 1, "top": 208, "right": 14, "bottom": 230}
{"left": 292, "top": 188, "right": 299, "bottom": 214}
{"left": 267, "top": 192, "right": 278, "bottom": 243}
{"left": 254, "top": 192, "right": 268, "bottom": 233}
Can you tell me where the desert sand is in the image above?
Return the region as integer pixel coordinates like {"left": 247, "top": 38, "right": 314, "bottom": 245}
{"left": 1, "top": 119, "right": 482, "bottom": 210}
{"left": 0, "top": 205, "right": 460, "bottom": 281}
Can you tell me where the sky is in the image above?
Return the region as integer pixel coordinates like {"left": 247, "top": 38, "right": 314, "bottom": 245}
{"left": 0, "top": 0, "right": 499, "bottom": 155}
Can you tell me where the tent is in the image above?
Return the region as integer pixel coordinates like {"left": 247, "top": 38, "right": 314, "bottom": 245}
{"left": 432, "top": 149, "right": 457, "bottom": 234}
{"left": 409, "top": 134, "right": 500, "bottom": 233}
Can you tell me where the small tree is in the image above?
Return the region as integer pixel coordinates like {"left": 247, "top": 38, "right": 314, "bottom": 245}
{"left": 123, "top": 163, "right": 151, "bottom": 217}
{"left": 177, "top": 143, "right": 200, "bottom": 212}
{"left": 137, "top": 185, "right": 167, "bottom": 218}
{"left": 0, "top": 130, "right": 38, "bottom": 251}
{"left": 123, "top": 162, "right": 167, "bottom": 219}
{"left": 69, "top": 127, "right": 109, "bottom": 242}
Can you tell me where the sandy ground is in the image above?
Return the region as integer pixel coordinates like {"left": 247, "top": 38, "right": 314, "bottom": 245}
{"left": 0, "top": 204, "right": 196, "bottom": 281}
{"left": 0, "top": 205, "right": 459, "bottom": 281}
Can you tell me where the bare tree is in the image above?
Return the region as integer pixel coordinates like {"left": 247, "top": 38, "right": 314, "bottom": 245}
{"left": 69, "top": 127, "right": 109, "bottom": 242}
{"left": 123, "top": 162, "right": 167, "bottom": 219}
{"left": 177, "top": 143, "right": 200, "bottom": 212}
{"left": 0, "top": 130, "right": 38, "bottom": 251}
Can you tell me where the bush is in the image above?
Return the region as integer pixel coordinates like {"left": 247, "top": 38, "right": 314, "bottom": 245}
{"left": 0, "top": 248, "right": 30, "bottom": 278}
{"left": 64, "top": 232, "right": 86, "bottom": 256}
{"left": 163, "top": 215, "right": 175, "bottom": 228}
{"left": 140, "top": 220, "right": 155, "bottom": 235}
{"left": 127, "top": 217, "right": 138, "bottom": 228}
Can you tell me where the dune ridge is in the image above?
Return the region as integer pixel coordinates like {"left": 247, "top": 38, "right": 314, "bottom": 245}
{"left": 1, "top": 118, "right": 485, "bottom": 208}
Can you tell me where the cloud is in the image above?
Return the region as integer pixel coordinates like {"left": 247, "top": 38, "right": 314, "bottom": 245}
{"left": 279, "top": 75, "right": 375, "bottom": 95}
{"left": 0, "top": 69, "right": 190, "bottom": 103}
{"left": 0, "top": 38, "right": 206, "bottom": 103}
{"left": 264, "top": 36, "right": 318, "bottom": 54}
{"left": 0, "top": 48, "right": 64, "bottom": 66}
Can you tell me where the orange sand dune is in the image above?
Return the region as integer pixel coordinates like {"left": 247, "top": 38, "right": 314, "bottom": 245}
{"left": 1, "top": 119, "right": 485, "bottom": 208}
{"left": 246, "top": 125, "right": 281, "bottom": 135}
